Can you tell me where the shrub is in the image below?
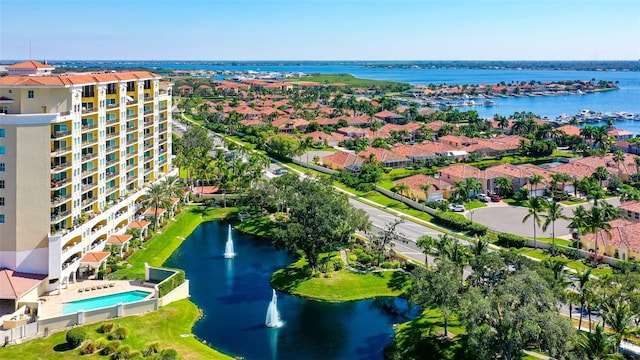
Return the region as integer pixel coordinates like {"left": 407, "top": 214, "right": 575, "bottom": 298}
{"left": 142, "top": 341, "right": 161, "bottom": 356}
{"left": 380, "top": 261, "right": 400, "bottom": 269}
{"left": 156, "top": 348, "right": 180, "bottom": 360}
{"left": 111, "top": 345, "right": 132, "bottom": 360}
{"left": 109, "top": 327, "right": 129, "bottom": 340}
{"left": 98, "top": 322, "right": 115, "bottom": 333}
{"left": 431, "top": 212, "right": 472, "bottom": 232}
{"left": 101, "top": 340, "right": 121, "bottom": 355}
{"left": 467, "top": 222, "right": 488, "bottom": 236}
{"left": 128, "top": 351, "right": 142, "bottom": 359}
{"left": 81, "top": 340, "right": 98, "bottom": 355}
{"left": 331, "top": 258, "right": 344, "bottom": 271}
{"left": 158, "top": 271, "right": 186, "bottom": 297}
{"left": 94, "top": 337, "right": 109, "bottom": 350}
{"left": 66, "top": 327, "right": 87, "bottom": 348}
{"left": 496, "top": 232, "right": 527, "bottom": 248}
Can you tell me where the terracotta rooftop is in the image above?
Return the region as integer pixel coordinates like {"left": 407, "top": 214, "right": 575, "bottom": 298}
{"left": 581, "top": 219, "right": 640, "bottom": 252}
{"left": 6, "top": 60, "right": 54, "bottom": 69}
{"left": 80, "top": 252, "right": 110, "bottom": 264}
{"left": 106, "top": 234, "right": 133, "bottom": 245}
{"left": 0, "top": 71, "right": 160, "bottom": 86}
{"left": 127, "top": 220, "right": 151, "bottom": 229}
{"left": 0, "top": 269, "right": 47, "bottom": 300}
{"left": 556, "top": 125, "right": 582, "bottom": 137}
{"left": 144, "top": 208, "right": 166, "bottom": 216}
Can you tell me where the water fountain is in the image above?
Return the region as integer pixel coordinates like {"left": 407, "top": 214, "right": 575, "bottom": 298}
{"left": 265, "top": 289, "right": 283, "bottom": 328}
{"left": 224, "top": 224, "right": 235, "bottom": 259}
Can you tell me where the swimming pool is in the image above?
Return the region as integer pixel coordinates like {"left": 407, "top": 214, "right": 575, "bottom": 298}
{"left": 62, "top": 290, "right": 152, "bottom": 314}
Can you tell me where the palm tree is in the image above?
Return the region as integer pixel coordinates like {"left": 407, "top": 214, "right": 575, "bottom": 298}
{"left": 573, "top": 269, "right": 592, "bottom": 332}
{"left": 419, "top": 183, "right": 432, "bottom": 203}
{"left": 416, "top": 235, "right": 436, "bottom": 267}
{"left": 522, "top": 196, "right": 549, "bottom": 249}
{"left": 574, "top": 324, "right": 616, "bottom": 360}
{"left": 613, "top": 150, "right": 625, "bottom": 175}
{"left": 569, "top": 205, "right": 589, "bottom": 249}
{"left": 463, "top": 177, "right": 481, "bottom": 202}
{"left": 584, "top": 204, "right": 615, "bottom": 267}
{"left": 592, "top": 166, "right": 609, "bottom": 189}
{"left": 495, "top": 176, "right": 513, "bottom": 196}
{"left": 542, "top": 201, "right": 568, "bottom": 253}
{"left": 527, "top": 174, "right": 544, "bottom": 197}
{"left": 297, "top": 136, "right": 314, "bottom": 172}
{"left": 394, "top": 182, "right": 411, "bottom": 199}
{"left": 603, "top": 300, "right": 638, "bottom": 353}
{"left": 142, "top": 183, "right": 172, "bottom": 231}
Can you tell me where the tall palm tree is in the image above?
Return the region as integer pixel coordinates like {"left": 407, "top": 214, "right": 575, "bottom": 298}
{"left": 542, "top": 201, "right": 568, "bottom": 253}
{"left": 522, "top": 196, "right": 548, "bottom": 249}
{"left": 419, "top": 183, "right": 431, "bottom": 203}
{"left": 142, "top": 183, "right": 172, "bottom": 231}
{"left": 463, "top": 177, "right": 481, "bottom": 202}
{"left": 416, "top": 235, "right": 436, "bottom": 267}
{"left": 527, "top": 174, "right": 544, "bottom": 197}
{"left": 574, "top": 324, "right": 617, "bottom": 360}
{"left": 584, "top": 204, "right": 615, "bottom": 267}
{"left": 592, "top": 166, "right": 609, "bottom": 189}
{"left": 613, "top": 150, "right": 626, "bottom": 176}
{"left": 569, "top": 205, "right": 589, "bottom": 249}
{"left": 394, "top": 182, "right": 411, "bottom": 198}
{"left": 495, "top": 176, "right": 513, "bottom": 196}
{"left": 297, "top": 136, "right": 314, "bottom": 172}
{"left": 603, "top": 300, "right": 638, "bottom": 353}
{"left": 573, "top": 269, "right": 592, "bottom": 332}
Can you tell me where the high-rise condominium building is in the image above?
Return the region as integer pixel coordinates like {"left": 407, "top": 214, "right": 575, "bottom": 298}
{"left": 0, "top": 61, "right": 174, "bottom": 305}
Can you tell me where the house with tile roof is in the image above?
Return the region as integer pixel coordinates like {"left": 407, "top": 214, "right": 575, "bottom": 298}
{"left": 556, "top": 125, "right": 582, "bottom": 137}
{"left": 608, "top": 129, "right": 634, "bottom": 141}
{"left": 305, "top": 131, "right": 346, "bottom": 147}
{"left": 438, "top": 164, "right": 486, "bottom": 190}
{"left": 393, "top": 174, "right": 454, "bottom": 201}
{"left": 6, "top": 60, "right": 55, "bottom": 76}
{"left": 358, "top": 147, "right": 412, "bottom": 169}
{"left": 391, "top": 141, "right": 457, "bottom": 161}
{"left": 321, "top": 151, "right": 363, "bottom": 171}
{"left": 374, "top": 110, "right": 405, "bottom": 124}
{"left": 580, "top": 219, "right": 640, "bottom": 261}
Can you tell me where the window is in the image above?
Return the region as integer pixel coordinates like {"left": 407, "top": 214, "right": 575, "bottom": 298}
{"left": 28, "top": 90, "right": 34, "bottom": 99}
{"left": 82, "top": 85, "right": 95, "bottom": 97}
{"left": 0, "top": 163, "right": 4, "bottom": 172}
{"left": 144, "top": 80, "right": 151, "bottom": 89}
{"left": 0, "top": 180, "right": 4, "bottom": 188}
{"left": 126, "top": 81, "right": 135, "bottom": 92}
{"left": 0, "top": 129, "right": 4, "bottom": 137}
{"left": 0, "top": 146, "right": 4, "bottom": 155}
{"left": 106, "top": 83, "right": 117, "bottom": 95}
{"left": 0, "top": 197, "right": 4, "bottom": 206}
{"left": 0, "top": 214, "right": 4, "bottom": 224}
{"left": 0, "top": 106, "right": 7, "bottom": 114}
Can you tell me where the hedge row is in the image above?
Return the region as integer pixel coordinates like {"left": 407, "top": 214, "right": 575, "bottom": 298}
{"left": 432, "top": 212, "right": 487, "bottom": 236}
{"left": 496, "top": 232, "right": 527, "bottom": 248}
{"left": 157, "top": 270, "right": 186, "bottom": 297}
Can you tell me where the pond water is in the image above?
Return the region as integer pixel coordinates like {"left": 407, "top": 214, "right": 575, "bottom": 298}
{"left": 164, "top": 221, "right": 417, "bottom": 360}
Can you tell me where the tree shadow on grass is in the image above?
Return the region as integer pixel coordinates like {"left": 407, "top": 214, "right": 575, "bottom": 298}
{"left": 53, "top": 342, "right": 75, "bottom": 352}
{"left": 388, "top": 315, "right": 467, "bottom": 360}
{"left": 269, "top": 263, "right": 311, "bottom": 293}
{"left": 387, "top": 271, "right": 410, "bottom": 291}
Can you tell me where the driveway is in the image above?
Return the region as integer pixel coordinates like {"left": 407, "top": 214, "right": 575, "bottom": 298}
{"left": 468, "top": 198, "right": 620, "bottom": 238}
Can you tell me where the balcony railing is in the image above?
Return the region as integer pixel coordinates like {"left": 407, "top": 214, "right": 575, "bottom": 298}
{"left": 144, "top": 143, "right": 153, "bottom": 150}
{"left": 126, "top": 137, "right": 137, "bottom": 145}
{"left": 127, "top": 113, "right": 137, "bottom": 119}
{"left": 106, "top": 158, "right": 119, "bottom": 167}
{"left": 106, "top": 171, "right": 119, "bottom": 180}
{"left": 81, "top": 124, "right": 97, "bottom": 131}
{"left": 51, "top": 210, "right": 71, "bottom": 224}
{"left": 51, "top": 146, "right": 72, "bottom": 156}
{"left": 126, "top": 126, "right": 138, "bottom": 133}
{"left": 106, "top": 144, "right": 119, "bottom": 153}
{"left": 51, "top": 178, "right": 71, "bottom": 189}
{"left": 144, "top": 109, "right": 153, "bottom": 115}
{"left": 144, "top": 121, "right": 153, "bottom": 127}
{"left": 81, "top": 182, "right": 98, "bottom": 192}
{"left": 144, "top": 167, "right": 153, "bottom": 174}
{"left": 144, "top": 132, "right": 153, "bottom": 140}
{"left": 51, "top": 162, "right": 71, "bottom": 172}
{"left": 144, "top": 155, "right": 153, "bottom": 163}
{"left": 127, "top": 100, "right": 138, "bottom": 106}
{"left": 51, "top": 194, "right": 72, "bottom": 206}
{"left": 158, "top": 138, "right": 167, "bottom": 145}
{"left": 106, "top": 185, "right": 119, "bottom": 195}
{"left": 126, "top": 163, "right": 137, "bottom": 171}
{"left": 81, "top": 168, "right": 97, "bottom": 177}
{"left": 81, "top": 138, "right": 97, "bottom": 147}
{"left": 159, "top": 159, "right": 168, "bottom": 166}
{"left": 106, "top": 103, "right": 119, "bottom": 109}
{"left": 81, "top": 196, "right": 97, "bottom": 206}
{"left": 106, "top": 132, "right": 119, "bottom": 139}
{"left": 51, "top": 130, "right": 72, "bottom": 139}
{"left": 61, "top": 256, "right": 80, "bottom": 271}
{"left": 126, "top": 151, "right": 137, "bottom": 159}
{"left": 82, "top": 152, "right": 98, "bottom": 162}
{"left": 106, "top": 117, "right": 120, "bottom": 125}
{"left": 126, "top": 176, "right": 137, "bottom": 183}
{"left": 82, "top": 107, "right": 97, "bottom": 114}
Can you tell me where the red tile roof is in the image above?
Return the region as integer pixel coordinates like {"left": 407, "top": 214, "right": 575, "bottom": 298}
{"left": 80, "top": 252, "right": 111, "bottom": 264}
{"left": 127, "top": 220, "right": 151, "bottom": 229}
{"left": 0, "top": 71, "right": 160, "bottom": 86}
{"left": 322, "top": 151, "right": 363, "bottom": 168}
{"left": 0, "top": 269, "right": 47, "bottom": 300}
{"left": 6, "top": 60, "right": 54, "bottom": 69}
{"left": 107, "top": 234, "right": 133, "bottom": 245}
{"left": 556, "top": 125, "right": 582, "bottom": 136}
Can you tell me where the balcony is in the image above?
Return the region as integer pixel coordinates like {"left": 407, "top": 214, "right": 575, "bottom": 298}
{"left": 51, "top": 210, "right": 71, "bottom": 224}
{"left": 126, "top": 137, "right": 137, "bottom": 145}
{"left": 61, "top": 241, "right": 82, "bottom": 261}
{"left": 81, "top": 123, "right": 98, "bottom": 131}
{"left": 51, "top": 162, "right": 72, "bottom": 172}
{"left": 51, "top": 146, "right": 72, "bottom": 156}
{"left": 126, "top": 151, "right": 137, "bottom": 159}
{"left": 81, "top": 138, "right": 97, "bottom": 147}
{"left": 106, "top": 131, "right": 119, "bottom": 140}
{"left": 51, "top": 194, "right": 72, "bottom": 206}
{"left": 81, "top": 152, "right": 98, "bottom": 162}
{"left": 144, "top": 167, "right": 153, "bottom": 175}
{"left": 82, "top": 107, "right": 97, "bottom": 114}
{"left": 144, "top": 109, "right": 153, "bottom": 115}
{"left": 81, "top": 182, "right": 97, "bottom": 192}
{"left": 51, "top": 178, "right": 71, "bottom": 189}
{"left": 143, "top": 96, "right": 153, "bottom": 104}
{"left": 127, "top": 113, "right": 137, "bottom": 120}
{"left": 106, "top": 103, "right": 120, "bottom": 109}
{"left": 106, "top": 158, "right": 119, "bottom": 167}
{"left": 106, "top": 117, "right": 120, "bottom": 125}
{"left": 144, "top": 120, "right": 153, "bottom": 127}
{"left": 144, "top": 143, "right": 153, "bottom": 150}
{"left": 61, "top": 254, "right": 81, "bottom": 271}
{"left": 51, "top": 130, "right": 72, "bottom": 139}
{"left": 81, "top": 168, "right": 97, "bottom": 177}
{"left": 144, "top": 155, "right": 153, "bottom": 163}
{"left": 106, "top": 170, "right": 119, "bottom": 180}
{"left": 126, "top": 176, "right": 137, "bottom": 184}
{"left": 126, "top": 163, "right": 137, "bottom": 171}
{"left": 81, "top": 196, "right": 97, "bottom": 206}
{"left": 106, "top": 184, "right": 119, "bottom": 195}
{"left": 159, "top": 159, "right": 168, "bottom": 166}
{"left": 126, "top": 126, "right": 138, "bottom": 133}
{"left": 144, "top": 132, "right": 153, "bottom": 140}
{"left": 105, "top": 144, "right": 119, "bottom": 153}
{"left": 127, "top": 99, "right": 138, "bottom": 106}
{"left": 158, "top": 138, "right": 167, "bottom": 145}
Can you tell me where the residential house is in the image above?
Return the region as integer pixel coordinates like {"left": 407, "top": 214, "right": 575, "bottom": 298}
{"left": 391, "top": 141, "right": 457, "bottom": 162}
{"left": 374, "top": 110, "right": 405, "bottom": 124}
{"left": 305, "top": 131, "right": 346, "bottom": 147}
{"left": 358, "top": 147, "right": 412, "bottom": 169}
{"left": 581, "top": 219, "right": 640, "bottom": 261}
{"left": 438, "top": 165, "right": 486, "bottom": 191}
{"left": 393, "top": 174, "right": 454, "bottom": 201}
{"left": 322, "top": 151, "right": 363, "bottom": 171}
{"left": 608, "top": 129, "right": 634, "bottom": 141}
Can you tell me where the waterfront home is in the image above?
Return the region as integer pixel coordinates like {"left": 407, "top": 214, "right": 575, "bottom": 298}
{"left": 392, "top": 174, "right": 454, "bottom": 201}
{"left": 374, "top": 110, "right": 405, "bottom": 124}
{"left": 391, "top": 141, "right": 457, "bottom": 161}
{"left": 376, "top": 122, "right": 422, "bottom": 140}
{"left": 484, "top": 163, "right": 552, "bottom": 196}
{"left": 608, "top": 129, "right": 634, "bottom": 141}
{"left": 438, "top": 165, "right": 485, "bottom": 189}
{"left": 358, "top": 147, "right": 412, "bottom": 169}
{"left": 556, "top": 125, "right": 582, "bottom": 137}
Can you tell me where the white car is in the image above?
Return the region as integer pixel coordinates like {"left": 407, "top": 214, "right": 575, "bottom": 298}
{"left": 448, "top": 204, "right": 465, "bottom": 212}
{"left": 476, "top": 194, "right": 490, "bottom": 202}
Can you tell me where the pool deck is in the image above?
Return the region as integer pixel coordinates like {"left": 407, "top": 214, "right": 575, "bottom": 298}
{"left": 38, "top": 279, "right": 154, "bottom": 318}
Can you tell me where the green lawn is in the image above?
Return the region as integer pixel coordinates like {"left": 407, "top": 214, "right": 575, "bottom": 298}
{"left": 0, "top": 300, "right": 232, "bottom": 360}
{"left": 503, "top": 198, "right": 526, "bottom": 207}
{"left": 110, "top": 207, "right": 236, "bottom": 279}
{"left": 234, "top": 214, "right": 277, "bottom": 238}
{"left": 465, "top": 200, "right": 487, "bottom": 210}
{"left": 270, "top": 256, "right": 410, "bottom": 301}
{"left": 561, "top": 198, "right": 587, "bottom": 205}
{"left": 535, "top": 237, "right": 573, "bottom": 247}
{"left": 521, "top": 249, "right": 613, "bottom": 277}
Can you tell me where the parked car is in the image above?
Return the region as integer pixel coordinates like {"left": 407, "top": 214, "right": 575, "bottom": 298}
{"left": 541, "top": 195, "right": 554, "bottom": 202}
{"left": 490, "top": 194, "right": 502, "bottom": 202}
{"left": 273, "top": 168, "right": 287, "bottom": 175}
{"left": 448, "top": 204, "right": 465, "bottom": 212}
{"left": 476, "top": 194, "right": 490, "bottom": 202}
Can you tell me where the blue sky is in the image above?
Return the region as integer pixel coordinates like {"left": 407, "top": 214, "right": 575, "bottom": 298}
{"left": 1, "top": 0, "right": 638, "bottom": 60}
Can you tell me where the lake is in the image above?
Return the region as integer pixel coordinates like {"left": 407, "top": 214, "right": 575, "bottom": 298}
{"left": 164, "top": 221, "right": 416, "bottom": 360}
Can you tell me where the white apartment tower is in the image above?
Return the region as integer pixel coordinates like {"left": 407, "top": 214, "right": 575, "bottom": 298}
{"left": 0, "top": 62, "right": 174, "bottom": 291}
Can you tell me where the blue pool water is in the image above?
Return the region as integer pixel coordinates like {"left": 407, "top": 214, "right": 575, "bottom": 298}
{"left": 62, "top": 290, "right": 152, "bottom": 314}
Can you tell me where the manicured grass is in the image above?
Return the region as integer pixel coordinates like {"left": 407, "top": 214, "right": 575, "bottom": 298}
{"left": 521, "top": 249, "right": 613, "bottom": 277}
{"left": 285, "top": 73, "right": 410, "bottom": 90}
{"left": 561, "top": 198, "right": 587, "bottom": 205}
{"left": 536, "top": 237, "right": 573, "bottom": 247}
{"left": 111, "top": 206, "right": 236, "bottom": 279}
{"left": 465, "top": 200, "right": 487, "bottom": 210}
{"left": 0, "top": 299, "right": 232, "bottom": 360}
{"left": 234, "top": 214, "right": 277, "bottom": 238}
{"left": 503, "top": 198, "right": 526, "bottom": 207}
{"left": 270, "top": 256, "right": 410, "bottom": 301}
